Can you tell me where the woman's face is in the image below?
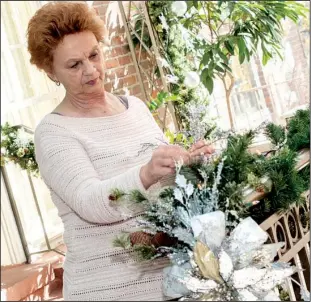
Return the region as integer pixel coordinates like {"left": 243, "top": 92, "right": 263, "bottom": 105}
{"left": 48, "top": 31, "right": 105, "bottom": 97}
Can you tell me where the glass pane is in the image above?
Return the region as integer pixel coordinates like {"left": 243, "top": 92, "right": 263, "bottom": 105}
{"left": 10, "top": 47, "right": 34, "bottom": 99}
{"left": 1, "top": 2, "right": 20, "bottom": 45}
{"left": 3, "top": 155, "right": 64, "bottom": 253}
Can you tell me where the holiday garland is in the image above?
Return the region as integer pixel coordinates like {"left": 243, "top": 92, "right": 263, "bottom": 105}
{"left": 0, "top": 123, "right": 39, "bottom": 176}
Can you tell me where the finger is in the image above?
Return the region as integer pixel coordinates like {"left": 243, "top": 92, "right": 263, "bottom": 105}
{"left": 156, "top": 144, "right": 185, "bottom": 157}
{"left": 190, "top": 145, "right": 214, "bottom": 157}
{"left": 189, "top": 140, "right": 205, "bottom": 152}
{"left": 163, "top": 148, "right": 190, "bottom": 163}
{"left": 159, "top": 158, "right": 176, "bottom": 169}
{"left": 160, "top": 166, "right": 176, "bottom": 176}
{"left": 189, "top": 155, "right": 202, "bottom": 164}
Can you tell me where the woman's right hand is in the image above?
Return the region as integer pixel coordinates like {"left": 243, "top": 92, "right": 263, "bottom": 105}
{"left": 140, "top": 145, "right": 190, "bottom": 189}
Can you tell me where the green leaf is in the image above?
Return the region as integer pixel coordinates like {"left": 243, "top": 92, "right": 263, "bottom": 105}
{"left": 217, "top": 48, "right": 229, "bottom": 63}
{"left": 237, "top": 37, "right": 246, "bottom": 64}
{"left": 220, "top": 62, "right": 232, "bottom": 73}
{"left": 201, "top": 69, "right": 214, "bottom": 94}
{"left": 262, "top": 52, "right": 270, "bottom": 66}
{"left": 202, "top": 51, "right": 212, "bottom": 66}
{"left": 214, "top": 65, "right": 225, "bottom": 73}
{"left": 239, "top": 5, "right": 257, "bottom": 18}
{"left": 224, "top": 40, "right": 235, "bottom": 55}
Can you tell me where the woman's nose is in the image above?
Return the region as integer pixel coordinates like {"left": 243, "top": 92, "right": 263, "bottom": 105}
{"left": 83, "top": 60, "right": 95, "bottom": 75}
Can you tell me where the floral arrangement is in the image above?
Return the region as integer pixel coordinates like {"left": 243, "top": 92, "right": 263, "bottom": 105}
{"left": 0, "top": 122, "right": 39, "bottom": 176}
{"left": 111, "top": 106, "right": 310, "bottom": 301}
{"left": 112, "top": 155, "right": 309, "bottom": 301}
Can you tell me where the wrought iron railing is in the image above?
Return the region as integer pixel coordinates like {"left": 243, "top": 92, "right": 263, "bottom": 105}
{"left": 1, "top": 124, "right": 65, "bottom": 264}
{"left": 243, "top": 149, "right": 310, "bottom": 301}
{"left": 260, "top": 190, "right": 310, "bottom": 301}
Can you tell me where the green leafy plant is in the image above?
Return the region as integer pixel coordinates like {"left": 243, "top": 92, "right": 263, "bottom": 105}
{"left": 146, "top": 91, "right": 180, "bottom": 112}
{"left": 142, "top": 1, "right": 309, "bottom": 129}
{"left": 287, "top": 109, "right": 310, "bottom": 151}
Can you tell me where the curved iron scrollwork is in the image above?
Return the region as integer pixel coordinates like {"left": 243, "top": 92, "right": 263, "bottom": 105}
{"left": 260, "top": 190, "right": 310, "bottom": 301}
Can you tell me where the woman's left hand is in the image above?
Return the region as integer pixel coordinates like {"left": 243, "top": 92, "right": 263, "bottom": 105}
{"left": 189, "top": 140, "right": 214, "bottom": 159}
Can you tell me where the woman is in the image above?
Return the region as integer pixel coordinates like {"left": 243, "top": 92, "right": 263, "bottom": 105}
{"left": 27, "top": 2, "right": 213, "bottom": 301}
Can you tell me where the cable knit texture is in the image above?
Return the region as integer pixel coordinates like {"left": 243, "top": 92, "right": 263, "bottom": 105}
{"left": 34, "top": 96, "right": 172, "bottom": 301}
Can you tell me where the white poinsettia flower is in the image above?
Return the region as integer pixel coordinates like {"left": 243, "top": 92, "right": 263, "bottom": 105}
{"left": 218, "top": 249, "right": 233, "bottom": 282}
{"left": 223, "top": 217, "right": 268, "bottom": 267}
{"left": 263, "top": 290, "right": 281, "bottom": 301}
{"left": 163, "top": 211, "right": 297, "bottom": 301}
{"left": 191, "top": 211, "right": 225, "bottom": 254}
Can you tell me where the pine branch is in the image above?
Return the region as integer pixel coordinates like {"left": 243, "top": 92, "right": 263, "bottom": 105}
{"left": 265, "top": 123, "right": 286, "bottom": 147}
{"left": 129, "top": 190, "right": 148, "bottom": 204}
{"left": 113, "top": 233, "right": 131, "bottom": 249}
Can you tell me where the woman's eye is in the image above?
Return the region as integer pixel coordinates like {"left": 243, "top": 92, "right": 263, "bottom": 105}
{"left": 70, "top": 62, "right": 79, "bottom": 69}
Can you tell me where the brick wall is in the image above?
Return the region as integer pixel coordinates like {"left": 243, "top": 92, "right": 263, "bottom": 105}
{"left": 93, "top": 1, "right": 156, "bottom": 101}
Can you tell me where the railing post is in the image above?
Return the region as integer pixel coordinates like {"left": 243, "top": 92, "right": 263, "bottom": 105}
{"left": 1, "top": 166, "right": 31, "bottom": 263}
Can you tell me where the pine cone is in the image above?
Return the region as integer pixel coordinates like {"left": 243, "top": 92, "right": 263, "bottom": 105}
{"left": 151, "top": 232, "right": 177, "bottom": 248}
{"left": 130, "top": 231, "right": 152, "bottom": 246}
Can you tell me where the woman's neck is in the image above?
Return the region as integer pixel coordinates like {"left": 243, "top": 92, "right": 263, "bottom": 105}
{"left": 64, "top": 90, "right": 107, "bottom": 111}
{"left": 54, "top": 91, "right": 125, "bottom": 117}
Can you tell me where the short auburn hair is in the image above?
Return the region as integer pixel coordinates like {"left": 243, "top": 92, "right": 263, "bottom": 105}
{"left": 27, "top": 2, "right": 105, "bottom": 72}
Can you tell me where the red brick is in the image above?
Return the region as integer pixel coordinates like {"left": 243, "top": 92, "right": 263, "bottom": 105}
{"left": 104, "top": 82, "right": 113, "bottom": 92}
{"left": 118, "top": 55, "right": 132, "bottom": 66}
{"left": 122, "top": 75, "right": 137, "bottom": 86}
{"left": 105, "top": 58, "right": 119, "bottom": 69}
{"left": 93, "top": 1, "right": 110, "bottom": 8}
{"left": 130, "top": 84, "right": 142, "bottom": 96}
{"left": 140, "top": 59, "right": 152, "bottom": 70}
{"left": 110, "top": 45, "right": 130, "bottom": 57}
{"left": 111, "top": 35, "right": 127, "bottom": 46}
{"left": 106, "top": 65, "right": 136, "bottom": 81}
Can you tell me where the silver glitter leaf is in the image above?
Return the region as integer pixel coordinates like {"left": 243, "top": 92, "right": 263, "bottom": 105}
{"left": 169, "top": 252, "right": 190, "bottom": 266}
{"left": 173, "top": 227, "right": 195, "bottom": 247}
{"left": 186, "top": 183, "right": 194, "bottom": 197}
{"left": 176, "top": 174, "right": 188, "bottom": 188}
{"left": 174, "top": 188, "right": 184, "bottom": 202}
{"left": 163, "top": 263, "right": 192, "bottom": 298}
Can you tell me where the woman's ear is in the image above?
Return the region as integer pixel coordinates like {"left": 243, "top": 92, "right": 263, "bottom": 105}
{"left": 46, "top": 71, "right": 58, "bottom": 83}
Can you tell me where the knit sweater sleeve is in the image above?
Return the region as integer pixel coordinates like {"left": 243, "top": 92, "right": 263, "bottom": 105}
{"left": 34, "top": 127, "right": 150, "bottom": 224}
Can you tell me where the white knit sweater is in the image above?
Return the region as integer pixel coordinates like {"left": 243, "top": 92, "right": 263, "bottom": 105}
{"left": 34, "top": 96, "right": 172, "bottom": 301}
